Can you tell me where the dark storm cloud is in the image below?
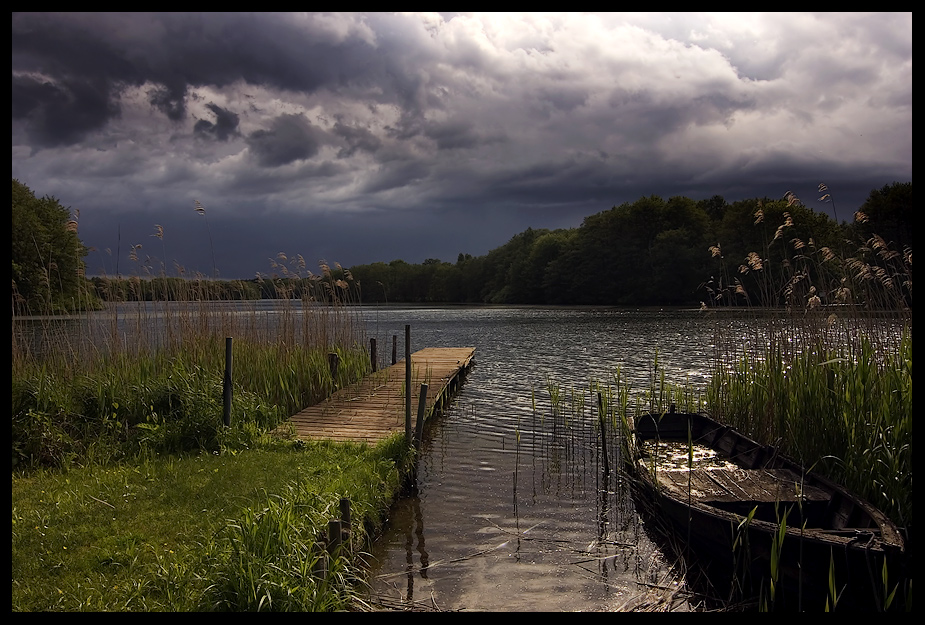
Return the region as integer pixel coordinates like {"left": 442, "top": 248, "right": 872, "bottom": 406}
{"left": 194, "top": 103, "right": 240, "bottom": 142}
{"left": 246, "top": 113, "right": 327, "bottom": 167}
{"left": 424, "top": 120, "right": 481, "bottom": 150}
{"left": 11, "top": 73, "right": 119, "bottom": 148}
{"left": 11, "top": 13, "right": 912, "bottom": 278}
{"left": 361, "top": 159, "right": 433, "bottom": 194}
{"left": 11, "top": 12, "right": 391, "bottom": 141}
{"left": 332, "top": 121, "right": 382, "bottom": 158}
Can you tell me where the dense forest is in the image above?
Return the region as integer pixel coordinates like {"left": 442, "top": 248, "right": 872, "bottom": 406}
{"left": 12, "top": 179, "right": 912, "bottom": 313}
{"left": 349, "top": 184, "right": 912, "bottom": 308}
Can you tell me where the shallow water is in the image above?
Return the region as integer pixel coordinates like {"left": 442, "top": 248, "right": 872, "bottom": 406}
{"left": 357, "top": 306, "right": 722, "bottom": 611}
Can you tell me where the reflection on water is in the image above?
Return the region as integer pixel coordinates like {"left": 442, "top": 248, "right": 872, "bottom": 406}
{"left": 359, "top": 306, "right": 719, "bottom": 611}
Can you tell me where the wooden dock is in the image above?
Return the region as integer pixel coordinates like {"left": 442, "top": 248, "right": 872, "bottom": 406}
{"left": 279, "top": 347, "right": 475, "bottom": 444}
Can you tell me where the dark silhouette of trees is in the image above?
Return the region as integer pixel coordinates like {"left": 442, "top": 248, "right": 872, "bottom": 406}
{"left": 12, "top": 179, "right": 96, "bottom": 314}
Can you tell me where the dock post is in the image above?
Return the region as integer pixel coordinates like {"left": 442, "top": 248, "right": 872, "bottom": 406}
{"left": 223, "top": 337, "right": 232, "bottom": 427}
{"left": 414, "top": 383, "right": 429, "bottom": 448}
{"left": 392, "top": 335, "right": 397, "bottom": 365}
{"left": 405, "top": 325, "right": 412, "bottom": 445}
{"left": 328, "top": 352, "right": 339, "bottom": 388}
{"left": 327, "top": 519, "right": 342, "bottom": 555}
{"left": 370, "top": 338, "right": 377, "bottom": 372}
{"left": 340, "top": 498, "right": 352, "bottom": 549}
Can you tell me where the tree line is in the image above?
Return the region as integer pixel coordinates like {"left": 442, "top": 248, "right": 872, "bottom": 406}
{"left": 12, "top": 178, "right": 912, "bottom": 313}
{"left": 350, "top": 183, "right": 912, "bottom": 308}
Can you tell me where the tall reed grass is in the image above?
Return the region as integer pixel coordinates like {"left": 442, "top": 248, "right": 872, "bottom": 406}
{"left": 703, "top": 190, "right": 912, "bottom": 530}
{"left": 12, "top": 254, "right": 369, "bottom": 470}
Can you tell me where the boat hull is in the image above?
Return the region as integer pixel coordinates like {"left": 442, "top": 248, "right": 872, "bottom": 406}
{"left": 626, "top": 412, "right": 906, "bottom": 611}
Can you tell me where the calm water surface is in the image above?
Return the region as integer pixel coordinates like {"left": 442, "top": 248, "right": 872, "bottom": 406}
{"left": 357, "top": 306, "right": 724, "bottom": 611}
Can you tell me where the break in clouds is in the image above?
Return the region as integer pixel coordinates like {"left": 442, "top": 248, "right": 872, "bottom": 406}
{"left": 11, "top": 12, "right": 912, "bottom": 277}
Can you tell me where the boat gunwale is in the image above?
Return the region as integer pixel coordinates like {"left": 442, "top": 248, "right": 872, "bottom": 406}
{"left": 625, "top": 411, "right": 905, "bottom": 554}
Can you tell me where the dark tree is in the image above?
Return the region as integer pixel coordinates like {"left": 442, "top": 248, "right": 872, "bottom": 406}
{"left": 12, "top": 179, "right": 93, "bottom": 314}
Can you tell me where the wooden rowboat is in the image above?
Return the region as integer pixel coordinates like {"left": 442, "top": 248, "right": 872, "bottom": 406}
{"left": 625, "top": 410, "right": 906, "bottom": 611}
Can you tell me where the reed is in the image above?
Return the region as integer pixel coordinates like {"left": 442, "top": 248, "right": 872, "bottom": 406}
{"left": 12, "top": 253, "right": 370, "bottom": 470}
{"left": 703, "top": 199, "right": 912, "bottom": 530}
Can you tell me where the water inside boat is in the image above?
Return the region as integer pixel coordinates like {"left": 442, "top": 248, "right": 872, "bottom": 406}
{"left": 639, "top": 441, "right": 739, "bottom": 472}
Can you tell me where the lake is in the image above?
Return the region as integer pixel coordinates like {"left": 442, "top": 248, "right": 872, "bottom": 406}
{"left": 355, "top": 305, "right": 731, "bottom": 611}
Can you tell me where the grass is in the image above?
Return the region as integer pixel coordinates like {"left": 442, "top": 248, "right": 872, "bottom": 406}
{"left": 12, "top": 252, "right": 414, "bottom": 611}
{"left": 706, "top": 319, "right": 912, "bottom": 529}
{"left": 11, "top": 435, "right": 411, "bottom": 611}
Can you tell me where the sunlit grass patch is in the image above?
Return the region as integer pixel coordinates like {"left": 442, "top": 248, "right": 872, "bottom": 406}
{"left": 12, "top": 436, "right": 408, "bottom": 611}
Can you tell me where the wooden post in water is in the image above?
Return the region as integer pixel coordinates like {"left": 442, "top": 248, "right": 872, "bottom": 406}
{"left": 414, "top": 383, "right": 429, "bottom": 448}
{"left": 597, "top": 392, "right": 610, "bottom": 478}
{"left": 370, "top": 338, "right": 377, "bottom": 372}
{"left": 223, "top": 337, "right": 232, "bottom": 427}
{"left": 328, "top": 352, "right": 339, "bottom": 389}
{"left": 405, "top": 325, "right": 412, "bottom": 445}
{"left": 391, "top": 335, "right": 397, "bottom": 365}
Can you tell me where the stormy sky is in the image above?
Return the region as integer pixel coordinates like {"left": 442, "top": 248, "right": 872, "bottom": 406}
{"left": 12, "top": 12, "right": 912, "bottom": 280}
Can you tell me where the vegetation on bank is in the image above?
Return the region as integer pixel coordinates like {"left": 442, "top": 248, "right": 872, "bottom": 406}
{"left": 12, "top": 264, "right": 400, "bottom": 611}
{"left": 349, "top": 182, "right": 911, "bottom": 307}
{"left": 12, "top": 179, "right": 100, "bottom": 314}
{"left": 707, "top": 320, "right": 912, "bottom": 531}
{"left": 12, "top": 178, "right": 910, "bottom": 312}
{"left": 12, "top": 436, "right": 410, "bottom": 611}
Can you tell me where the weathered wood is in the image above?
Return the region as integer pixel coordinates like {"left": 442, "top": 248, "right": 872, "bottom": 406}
{"left": 223, "top": 337, "right": 233, "bottom": 427}
{"left": 280, "top": 347, "right": 475, "bottom": 444}
{"left": 404, "top": 326, "right": 411, "bottom": 444}
{"left": 414, "top": 383, "right": 428, "bottom": 448}
{"left": 327, "top": 520, "right": 342, "bottom": 554}
{"left": 328, "top": 352, "right": 339, "bottom": 384}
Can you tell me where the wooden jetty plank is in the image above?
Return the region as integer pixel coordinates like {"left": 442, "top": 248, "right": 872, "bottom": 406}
{"left": 279, "top": 347, "right": 475, "bottom": 444}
